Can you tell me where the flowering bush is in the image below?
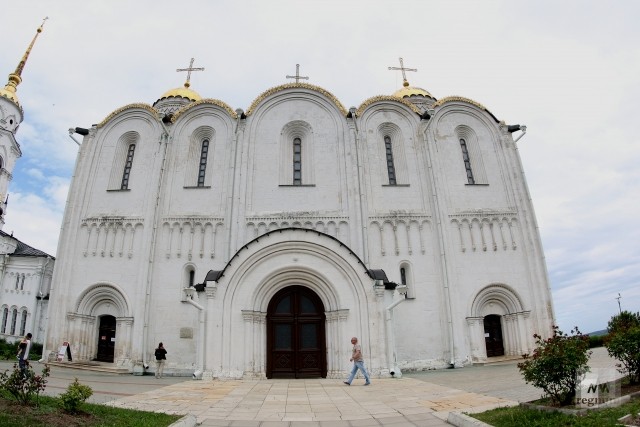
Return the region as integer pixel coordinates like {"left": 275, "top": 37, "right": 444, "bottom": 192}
{"left": 0, "top": 363, "right": 50, "bottom": 405}
{"left": 517, "top": 326, "right": 591, "bottom": 406}
{"left": 605, "top": 311, "right": 640, "bottom": 384}
{"left": 59, "top": 378, "right": 93, "bottom": 413}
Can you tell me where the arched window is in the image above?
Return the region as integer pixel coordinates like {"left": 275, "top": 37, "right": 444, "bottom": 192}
{"left": 459, "top": 138, "right": 475, "bottom": 185}
{"left": 1, "top": 307, "right": 7, "bottom": 333}
{"left": 400, "top": 264, "right": 415, "bottom": 299}
{"left": 455, "top": 126, "right": 487, "bottom": 185}
{"left": 10, "top": 308, "right": 17, "bottom": 335}
{"left": 19, "top": 310, "right": 27, "bottom": 336}
{"left": 20, "top": 274, "right": 25, "bottom": 290}
{"left": 15, "top": 275, "right": 20, "bottom": 290}
{"left": 279, "top": 121, "right": 315, "bottom": 186}
{"left": 384, "top": 136, "right": 397, "bottom": 185}
{"left": 121, "top": 143, "right": 136, "bottom": 190}
{"left": 189, "top": 270, "right": 195, "bottom": 288}
{"left": 197, "top": 139, "right": 209, "bottom": 187}
{"left": 293, "top": 138, "right": 302, "bottom": 185}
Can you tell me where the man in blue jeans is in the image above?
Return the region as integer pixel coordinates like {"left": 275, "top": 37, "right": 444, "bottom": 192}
{"left": 344, "top": 336, "right": 371, "bottom": 386}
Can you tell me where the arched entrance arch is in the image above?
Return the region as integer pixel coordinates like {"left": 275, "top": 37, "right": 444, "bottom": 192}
{"left": 466, "top": 284, "right": 532, "bottom": 362}
{"left": 67, "top": 283, "right": 134, "bottom": 364}
{"left": 266, "top": 285, "right": 326, "bottom": 378}
{"left": 206, "top": 228, "right": 378, "bottom": 379}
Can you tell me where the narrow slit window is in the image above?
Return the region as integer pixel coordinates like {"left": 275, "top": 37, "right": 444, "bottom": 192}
{"left": 385, "top": 136, "right": 397, "bottom": 185}
{"left": 293, "top": 138, "right": 302, "bottom": 185}
{"left": 189, "top": 270, "right": 195, "bottom": 287}
{"left": 460, "top": 138, "right": 475, "bottom": 184}
{"left": 197, "top": 139, "right": 209, "bottom": 187}
{"left": 121, "top": 143, "right": 136, "bottom": 190}
{"left": 10, "top": 308, "right": 17, "bottom": 335}
{"left": 19, "top": 310, "right": 27, "bottom": 336}
{"left": 20, "top": 274, "right": 25, "bottom": 290}
{"left": 1, "top": 308, "right": 7, "bottom": 333}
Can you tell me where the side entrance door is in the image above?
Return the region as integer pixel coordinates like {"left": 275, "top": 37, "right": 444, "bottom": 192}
{"left": 484, "top": 314, "right": 505, "bottom": 357}
{"left": 96, "top": 315, "right": 116, "bottom": 362}
{"left": 267, "top": 285, "right": 327, "bottom": 378}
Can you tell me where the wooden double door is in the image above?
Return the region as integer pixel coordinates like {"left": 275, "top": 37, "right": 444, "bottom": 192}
{"left": 266, "top": 286, "right": 327, "bottom": 378}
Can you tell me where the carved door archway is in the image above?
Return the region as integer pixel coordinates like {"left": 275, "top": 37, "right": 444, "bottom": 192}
{"left": 266, "top": 286, "right": 326, "bottom": 378}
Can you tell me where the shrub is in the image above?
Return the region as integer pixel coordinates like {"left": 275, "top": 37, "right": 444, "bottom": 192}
{"left": 605, "top": 311, "right": 640, "bottom": 384}
{"left": 59, "top": 378, "right": 93, "bottom": 413}
{"left": 588, "top": 334, "right": 605, "bottom": 348}
{"left": 0, "top": 363, "right": 50, "bottom": 405}
{"left": 517, "top": 326, "right": 591, "bottom": 406}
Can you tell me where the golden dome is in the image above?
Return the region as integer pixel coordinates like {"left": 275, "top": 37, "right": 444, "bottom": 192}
{"left": 393, "top": 80, "right": 434, "bottom": 99}
{"left": 159, "top": 83, "right": 202, "bottom": 102}
{"left": 0, "top": 82, "right": 20, "bottom": 105}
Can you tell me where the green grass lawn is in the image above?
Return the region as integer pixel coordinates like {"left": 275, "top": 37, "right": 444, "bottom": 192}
{"left": 0, "top": 393, "right": 182, "bottom": 427}
{"left": 471, "top": 400, "right": 640, "bottom": 427}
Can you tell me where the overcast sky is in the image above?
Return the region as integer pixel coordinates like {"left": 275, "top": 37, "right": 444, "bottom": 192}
{"left": 2, "top": 0, "right": 638, "bottom": 334}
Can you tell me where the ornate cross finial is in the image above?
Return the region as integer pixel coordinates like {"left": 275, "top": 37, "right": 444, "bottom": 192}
{"left": 388, "top": 57, "right": 417, "bottom": 87}
{"left": 40, "top": 16, "right": 49, "bottom": 29}
{"left": 176, "top": 58, "right": 205, "bottom": 88}
{"left": 286, "top": 64, "right": 309, "bottom": 83}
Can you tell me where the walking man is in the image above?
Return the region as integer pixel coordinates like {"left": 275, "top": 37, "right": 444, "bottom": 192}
{"left": 344, "top": 336, "right": 371, "bottom": 386}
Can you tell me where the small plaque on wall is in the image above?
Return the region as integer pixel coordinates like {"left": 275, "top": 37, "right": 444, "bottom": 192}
{"left": 180, "top": 328, "right": 193, "bottom": 339}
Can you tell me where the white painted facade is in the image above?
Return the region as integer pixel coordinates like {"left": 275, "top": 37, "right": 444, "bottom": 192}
{"left": 43, "top": 76, "right": 555, "bottom": 378}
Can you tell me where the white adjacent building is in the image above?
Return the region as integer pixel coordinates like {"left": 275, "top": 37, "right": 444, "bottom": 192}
{"left": 43, "top": 58, "right": 555, "bottom": 378}
{"left": 0, "top": 22, "right": 55, "bottom": 345}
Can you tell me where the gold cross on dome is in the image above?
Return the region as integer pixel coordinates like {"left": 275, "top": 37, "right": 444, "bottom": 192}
{"left": 388, "top": 57, "right": 417, "bottom": 84}
{"left": 286, "top": 64, "right": 309, "bottom": 83}
{"left": 176, "top": 58, "right": 205, "bottom": 87}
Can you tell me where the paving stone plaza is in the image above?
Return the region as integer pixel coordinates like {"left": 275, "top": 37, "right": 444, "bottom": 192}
{"left": 1, "top": 347, "right": 621, "bottom": 426}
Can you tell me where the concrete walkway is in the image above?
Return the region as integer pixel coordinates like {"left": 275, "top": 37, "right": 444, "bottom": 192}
{"left": 1, "top": 347, "right": 619, "bottom": 426}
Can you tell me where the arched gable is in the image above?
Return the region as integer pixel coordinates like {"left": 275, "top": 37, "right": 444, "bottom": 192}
{"left": 246, "top": 83, "right": 348, "bottom": 117}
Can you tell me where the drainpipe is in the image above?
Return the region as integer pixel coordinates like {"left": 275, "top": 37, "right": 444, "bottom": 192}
{"left": 385, "top": 285, "right": 408, "bottom": 378}
{"left": 182, "top": 287, "right": 205, "bottom": 378}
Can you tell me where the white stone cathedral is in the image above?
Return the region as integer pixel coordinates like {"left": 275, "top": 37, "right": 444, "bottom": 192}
{"left": 0, "top": 22, "right": 55, "bottom": 345}
{"left": 42, "top": 55, "right": 555, "bottom": 378}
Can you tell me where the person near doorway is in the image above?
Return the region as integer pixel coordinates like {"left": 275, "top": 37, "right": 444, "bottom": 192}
{"left": 17, "top": 332, "right": 32, "bottom": 375}
{"left": 344, "top": 336, "right": 371, "bottom": 386}
{"left": 154, "top": 342, "right": 167, "bottom": 378}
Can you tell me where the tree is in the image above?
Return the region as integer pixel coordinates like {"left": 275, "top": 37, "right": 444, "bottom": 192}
{"left": 517, "top": 326, "right": 591, "bottom": 406}
{"left": 605, "top": 311, "right": 640, "bottom": 384}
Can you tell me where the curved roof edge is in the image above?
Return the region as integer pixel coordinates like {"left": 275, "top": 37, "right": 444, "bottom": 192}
{"left": 171, "top": 98, "right": 238, "bottom": 122}
{"left": 356, "top": 95, "right": 421, "bottom": 117}
{"left": 198, "top": 227, "right": 379, "bottom": 286}
{"left": 96, "top": 103, "right": 159, "bottom": 128}
{"left": 433, "top": 96, "right": 500, "bottom": 122}
{"left": 246, "top": 83, "right": 348, "bottom": 116}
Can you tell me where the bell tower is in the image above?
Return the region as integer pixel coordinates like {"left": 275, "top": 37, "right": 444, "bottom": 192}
{"left": 0, "top": 19, "right": 46, "bottom": 229}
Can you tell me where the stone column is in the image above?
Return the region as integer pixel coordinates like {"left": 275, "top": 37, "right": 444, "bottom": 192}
{"left": 204, "top": 286, "right": 217, "bottom": 379}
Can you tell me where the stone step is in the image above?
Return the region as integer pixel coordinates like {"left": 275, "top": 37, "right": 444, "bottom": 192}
{"left": 47, "top": 361, "right": 131, "bottom": 375}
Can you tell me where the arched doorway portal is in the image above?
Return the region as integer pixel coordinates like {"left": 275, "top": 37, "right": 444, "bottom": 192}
{"left": 96, "top": 315, "right": 116, "bottom": 362}
{"left": 266, "top": 286, "right": 326, "bottom": 378}
{"left": 483, "top": 314, "right": 504, "bottom": 357}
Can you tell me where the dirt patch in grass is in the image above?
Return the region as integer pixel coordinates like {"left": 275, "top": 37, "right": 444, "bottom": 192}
{"left": 0, "top": 398, "right": 97, "bottom": 427}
